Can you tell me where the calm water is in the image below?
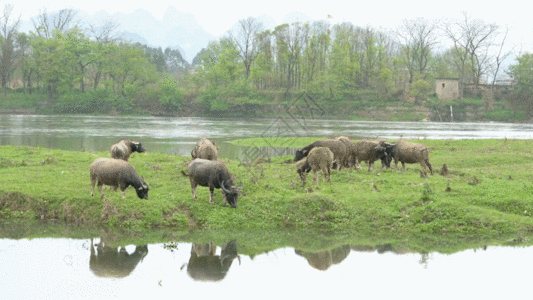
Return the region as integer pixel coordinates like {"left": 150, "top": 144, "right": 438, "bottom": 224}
{"left": 1, "top": 114, "right": 533, "bottom": 160}
{"left": 1, "top": 114, "right": 533, "bottom": 299}
{"left": 0, "top": 237, "right": 531, "bottom": 299}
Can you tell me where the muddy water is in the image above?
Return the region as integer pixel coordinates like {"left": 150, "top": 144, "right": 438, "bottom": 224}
{"left": 0, "top": 237, "right": 531, "bottom": 299}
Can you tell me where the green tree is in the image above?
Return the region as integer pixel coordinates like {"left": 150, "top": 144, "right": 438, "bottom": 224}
{"left": 507, "top": 53, "right": 533, "bottom": 119}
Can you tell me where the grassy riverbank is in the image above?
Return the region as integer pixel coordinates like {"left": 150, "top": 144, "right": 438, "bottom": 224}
{"left": 1, "top": 139, "right": 533, "bottom": 239}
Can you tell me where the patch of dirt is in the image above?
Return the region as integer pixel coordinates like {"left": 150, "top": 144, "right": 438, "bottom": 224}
{"left": 179, "top": 204, "right": 201, "bottom": 231}
{"left": 100, "top": 198, "right": 121, "bottom": 222}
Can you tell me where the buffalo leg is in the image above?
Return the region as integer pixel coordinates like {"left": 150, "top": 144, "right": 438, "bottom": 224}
{"left": 426, "top": 159, "right": 433, "bottom": 175}
{"left": 97, "top": 182, "right": 106, "bottom": 199}
{"left": 402, "top": 162, "right": 406, "bottom": 171}
{"left": 91, "top": 178, "right": 96, "bottom": 198}
{"left": 209, "top": 186, "right": 215, "bottom": 205}
{"left": 190, "top": 180, "right": 198, "bottom": 200}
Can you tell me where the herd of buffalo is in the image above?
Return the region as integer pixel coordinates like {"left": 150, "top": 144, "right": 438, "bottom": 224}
{"left": 89, "top": 136, "right": 433, "bottom": 208}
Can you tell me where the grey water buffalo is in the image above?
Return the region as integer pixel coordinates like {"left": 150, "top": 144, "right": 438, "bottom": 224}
{"left": 181, "top": 159, "right": 242, "bottom": 208}
{"left": 295, "top": 147, "right": 334, "bottom": 185}
{"left": 89, "top": 239, "right": 148, "bottom": 278}
{"left": 334, "top": 136, "right": 357, "bottom": 169}
{"left": 352, "top": 140, "right": 392, "bottom": 172}
{"left": 191, "top": 138, "right": 218, "bottom": 160}
{"left": 294, "top": 139, "right": 347, "bottom": 170}
{"left": 110, "top": 139, "right": 146, "bottom": 161}
{"left": 389, "top": 139, "right": 433, "bottom": 174}
{"left": 90, "top": 158, "right": 149, "bottom": 199}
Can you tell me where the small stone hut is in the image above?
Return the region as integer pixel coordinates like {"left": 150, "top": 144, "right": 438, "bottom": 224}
{"left": 435, "top": 78, "right": 460, "bottom": 101}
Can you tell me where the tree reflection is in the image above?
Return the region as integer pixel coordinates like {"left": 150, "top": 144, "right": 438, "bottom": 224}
{"left": 89, "top": 238, "right": 148, "bottom": 278}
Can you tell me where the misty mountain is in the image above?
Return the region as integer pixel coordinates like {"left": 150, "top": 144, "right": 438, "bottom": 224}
{"left": 18, "top": 7, "right": 309, "bottom": 64}
{"left": 19, "top": 7, "right": 217, "bottom": 63}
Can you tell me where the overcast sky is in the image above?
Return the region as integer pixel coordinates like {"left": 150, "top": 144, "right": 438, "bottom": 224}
{"left": 6, "top": 0, "right": 533, "bottom": 57}
{"left": 6, "top": 0, "right": 532, "bottom": 36}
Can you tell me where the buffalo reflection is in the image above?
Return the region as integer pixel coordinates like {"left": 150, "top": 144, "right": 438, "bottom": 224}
{"left": 183, "top": 240, "right": 240, "bottom": 282}
{"left": 295, "top": 245, "right": 351, "bottom": 271}
{"left": 89, "top": 238, "right": 148, "bottom": 278}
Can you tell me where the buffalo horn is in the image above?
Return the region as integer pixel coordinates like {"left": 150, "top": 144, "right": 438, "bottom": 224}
{"left": 220, "top": 181, "right": 231, "bottom": 193}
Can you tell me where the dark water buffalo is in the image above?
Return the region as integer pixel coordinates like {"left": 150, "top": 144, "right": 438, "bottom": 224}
{"left": 181, "top": 159, "right": 242, "bottom": 208}
{"left": 184, "top": 240, "right": 240, "bottom": 282}
{"left": 89, "top": 239, "right": 148, "bottom": 278}
{"left": 110, "top": 139, "right": 146, "bottom": 161}
{"left": 89, "top": 158, "right": 149, "bottom": 199}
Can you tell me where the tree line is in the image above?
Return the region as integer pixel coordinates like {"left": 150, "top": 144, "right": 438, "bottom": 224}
{"left": 1, "top": 5, "right": 532, "bottom": 119}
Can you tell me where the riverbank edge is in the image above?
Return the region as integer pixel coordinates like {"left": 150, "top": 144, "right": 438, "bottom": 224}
{"left": 0, "top": 99, "right": 529, "bottom": 123}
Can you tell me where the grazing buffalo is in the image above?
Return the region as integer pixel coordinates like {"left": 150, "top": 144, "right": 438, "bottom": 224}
{"left": 181, "top": 159, "right": 242, "bottom": 208}
{"left": 295, "top": 147, "right": 334, "bottom": 185}
{"left": 89, "top": 158, "right": 149, "bottom": 199}
{"left": 294, "top": 139, "right": 348, "bottom": 171}
{"left": 110, "top": 139, "right": 146, "bottom": 161}
{"left": 390, "top": 139, "right": 433, "bottom": 174}
{"left": 191, "top": 138, "right": 218, "bottom": 160}
{"left": 351, "top": 140, "right": 392, "bottom": 172}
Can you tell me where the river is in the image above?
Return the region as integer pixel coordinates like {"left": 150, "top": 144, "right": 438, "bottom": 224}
{"left": 1, "top": 114, "right": 532, "bottom": 299}
{"left": 1, "top": 114, "right": 532, "bottom": 158}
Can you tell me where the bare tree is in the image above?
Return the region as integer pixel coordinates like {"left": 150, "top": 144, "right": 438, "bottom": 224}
{"left": 32, "top": 7, "right": 78, "bottom": 38}
{"left": 395, "top": 18, "right": 439, "bottom": 84}
{"left": 443, "top": 12, "right": 499, "bottom": 99}
{"left": 229, "top": 17, "right": 263, "bottom": 79}
{"left": 89, "top": 19, "right": 121, "bottom": 44}
{"left": 490, "top": 26, "right": 513, "bottom": 88}
{"left": 0, "top": 4, "right": 21, "bottom": 89}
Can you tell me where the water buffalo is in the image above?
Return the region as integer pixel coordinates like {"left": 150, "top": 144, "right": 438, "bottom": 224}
{"left": 294, "top": 139, "right": 347, "bottom": 171}
{"left": 390, "top": 139, "right": 433, "bottom": 174}
{"left": 352, "top": 140, "right": 392, "bottom": 172}
{"left": 191, "top": 138, "right": 218, "bottom": 160}
{"left": 181, "top": 159, "right": 242, "bottom": 208}
{"left": 89, "top": 158, "right": 149, "bottom": 199}
{"left": 295, "top": 147, "right": 334, "bottom": 185}
{"left": 110, "top": 139, "right": 146, "bottom": 161}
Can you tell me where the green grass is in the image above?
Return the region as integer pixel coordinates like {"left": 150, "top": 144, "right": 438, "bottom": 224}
{"left": 1, "top": 139, "right": 533, "bottom": 238}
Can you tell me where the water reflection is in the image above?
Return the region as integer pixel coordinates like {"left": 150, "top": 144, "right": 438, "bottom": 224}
{"left": 184, "top": 241, "right": 240, "bottom": 282}
{"left": 1, "top": 236, "right": 533, "bottom": 299}
{"left": 295, "top": 245, "right": 351, "bottom": 271}
{"left": 89, "top": 238, "right": 148, "bottom": 278}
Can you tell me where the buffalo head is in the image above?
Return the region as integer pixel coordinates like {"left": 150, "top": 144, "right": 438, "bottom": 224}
{"left": 135, "top": 178, "right": 150, "bottom": 199}
{"left": 294, "top": 149, "right": 308, "bottom": 162}
{"left": 220, "top": 181, "right": 242, "bottom": 208}
{"left": 131, "top": 141, "right": 146, "bottom": 153}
